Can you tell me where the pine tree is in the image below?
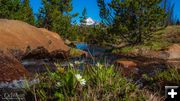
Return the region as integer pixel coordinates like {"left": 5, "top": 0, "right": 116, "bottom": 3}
{"left": 176, "top": 19, "right": 180, "bottom": 25}
{"left": 0, "top": 0, "right": 22, "bottom": 19}
{"left": 97, "top": 0, "right": 113, "bottom": 25}
{"left": 167, "top": 4, "right": 175, "bottom": 25}
{"left": 22, "top": 0, "right": 35, "bottom": 25}
{"left": 0, "top": 0, "right": 35, "bottom": 25}
{"left": 80, "top": 7, "right": 87, "bottom": 25}
{"left": 163, "top": 0, "right": 175, "bottom": 25}
{"left": 37, "top": 0, "right": 74, "bottom": 38}
{"left": 97, "top": 0, "right": 167, "bottom": 44}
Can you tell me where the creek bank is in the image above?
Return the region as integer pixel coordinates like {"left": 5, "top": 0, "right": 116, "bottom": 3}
{"left": 113, "top": 44, "right": 180, "bottom": 69}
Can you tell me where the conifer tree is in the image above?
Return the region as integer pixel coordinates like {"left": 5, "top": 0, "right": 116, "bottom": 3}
{"left": 163, "top": 0, "right": 175, "bottom": 25}
{"left": 22, "top": 0, "right": 35, "bottom": 25}
{"left": 0, "top": 0, "right": 22, "bottom": 19}
{"left": 176, "top": 19, "right": 180, "bottom": 25}
{"left": 37, "top": 0, "right": 74, "bottom": 38}
{"left": 167, "top": 4, "right": 175, "bottom": 25}
{"left": 97, "top": 0, "right": 167, "bottom": 44}
{"left": 0, "top": 0, "right": 35, "bottom": 25}
{"left": 80, "top": 7, "right": 87, "bottom": 25}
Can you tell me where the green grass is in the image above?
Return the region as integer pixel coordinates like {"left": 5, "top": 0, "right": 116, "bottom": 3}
{"left": 69, "top": 48, "right": 83, "bottom": 57}
{"left": 142, "top": 67, "right": 180, "bottom": 94}
{"left": 24, "top": 61, "right": 180, "bottom": 100}
{"left": 112, "top": 26, "right": 180, "bottom": 54}
{"left": 25, "top": 62, "right": 147, "bottom": 101}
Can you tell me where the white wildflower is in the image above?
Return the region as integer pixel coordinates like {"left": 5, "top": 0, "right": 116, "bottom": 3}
{"left": 56, "top": 82, "right": 61, "bottom": 87}
{"left": 75, "top": 74, "right": 86, "bottom": 86}
{"left": 69, "top": 63, "right": 74, "bottom": 67}
{"left": 75, "top": 74, "right": 82, "bottom": 80}
{"left": 96, "top": 62, "right": 103, "bottom": 69}
{"left": 74, "top": 61, "right": 81, "bottom": 65}
{"left": 80, "top": 79, "right": 86, "bottom": 86}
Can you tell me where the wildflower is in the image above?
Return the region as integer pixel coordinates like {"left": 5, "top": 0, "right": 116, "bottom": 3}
{"left": 75, "top": 74, "right": 82, "bottom": 80}
{"left": 75, "top": 74, "right": 86, "bottom": 86}
{"left": 74, "top": 61, "right": 81, "bottom": 65}
{"left": 57, "top": 67, "right": 65, "bottom": 74}
{"left": 96, "top": 62, "right": 103, "bottom": 69}
{"left": 56, "top": 82, "right": 61, "bottom": 87}
{"left": 69, "top": 63, "right": 74, "bottom": 67}
{"left": 54, "top": 63, "right": 61, "bottom": 68}
{"left": 80, "top": 79, "right": 86, "bottom": 86}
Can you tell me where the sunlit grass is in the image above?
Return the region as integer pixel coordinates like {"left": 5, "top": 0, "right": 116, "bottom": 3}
{"left": 25, "top": 62, "right": 147, "bottom": 101}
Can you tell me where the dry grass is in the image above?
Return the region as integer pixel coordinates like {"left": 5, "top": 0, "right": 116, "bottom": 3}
{"left": 144, "top": 90, "right": 165, "bottom": 101}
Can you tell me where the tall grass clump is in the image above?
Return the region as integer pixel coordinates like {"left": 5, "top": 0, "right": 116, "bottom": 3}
{"left": 142, "top": 67, "right": 180, "bottom": 94}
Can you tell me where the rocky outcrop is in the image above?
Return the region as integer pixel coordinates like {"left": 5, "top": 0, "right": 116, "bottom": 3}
{"left": 0, "top": 19, "right": 70, "bottom": 82}
{"left": 132, "top": 48, "right": 169, "bottom": 59}
{"left": 0, "top": 51, "right": 29, "bottom": 82}
{"left": 22, "top": 47, "right": 50, "bottom": 59}
{"left": 115, "top": 60, "right": 139, "bottom": 76}
{"left": 166, "top": 44, "right": 180, "bottom": 69}
{"left": 166, "top": 44, "right": 180, "bottom": 59}
{"left": 115, "top": 60, "right": 137, "bottom": 68}
{"left": 126, "top": 44, "right": 180, "bottom": 60}
{"left": 0, "top": 19, "right": 69, "bottom": 54}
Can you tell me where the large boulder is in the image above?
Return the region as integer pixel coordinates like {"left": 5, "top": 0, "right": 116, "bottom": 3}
{"left": 166, "top": 44, "right": 180, "bottom": 69}
{"left": 115, "top": 60, "right": 137, "bottom": 68}
{"left": 0, "top": 51, "right": 29, "bottom": 82}
{"left": 0, "top": 19, "right": 69, "bottom": 54}
{"left": 166, "top": 44, "right": 180, "bottom": 59}
{"left": 126, "top": 44, "right": 180, "bottom": 60}
{"left": 115, "top": 60, "right": 139, "bottom": 76}
{"left": 0, "top": 19, "right": 70, "bottom": 82}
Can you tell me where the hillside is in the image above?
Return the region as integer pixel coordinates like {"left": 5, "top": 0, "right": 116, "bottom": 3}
{"left": 112, "top": 26, "right": 180, "bottom": 59}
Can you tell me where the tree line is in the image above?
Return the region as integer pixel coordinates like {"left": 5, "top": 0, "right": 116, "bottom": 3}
{"left": 0, "top": 0, "right": 179, "bottom": 45}
{"left": 0, "top": 0, "right": 34, "bottom": 25}
{"left": 97, "top": 0, "right": 178, "bottom": 44}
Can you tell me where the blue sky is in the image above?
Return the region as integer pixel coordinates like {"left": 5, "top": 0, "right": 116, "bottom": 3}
{"left": 30, "top": 0, "right": 180, "bottom": 22}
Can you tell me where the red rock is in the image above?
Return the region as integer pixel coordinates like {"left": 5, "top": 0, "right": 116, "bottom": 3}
{"left": 115, "top": 60, "right": 137, "bottom": 68}
{"left": 79, "top": 50, "right": 91, "bottom": 58}
{"left": 115, "top": 60, "right": 138, "bottom": 76}
{"left": 0, "top": 19, "right": 69, "bottom": 53}
{"left": 0, "top": 51, "right": 29, "bottom": 82}
{"left": 166, "top": 44, "right": 180, "bottom": 59}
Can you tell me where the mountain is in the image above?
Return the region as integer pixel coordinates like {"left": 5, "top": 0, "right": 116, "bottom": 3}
{"left": 82, "top": 17, "right": 100, "bottom": 26}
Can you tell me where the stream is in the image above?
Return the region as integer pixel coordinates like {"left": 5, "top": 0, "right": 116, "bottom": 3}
{"left": 1, "top": 43, "right": 179, "bottom": 101}
{"left": 0, "top": 43, "right": 176, "bottom": 89}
